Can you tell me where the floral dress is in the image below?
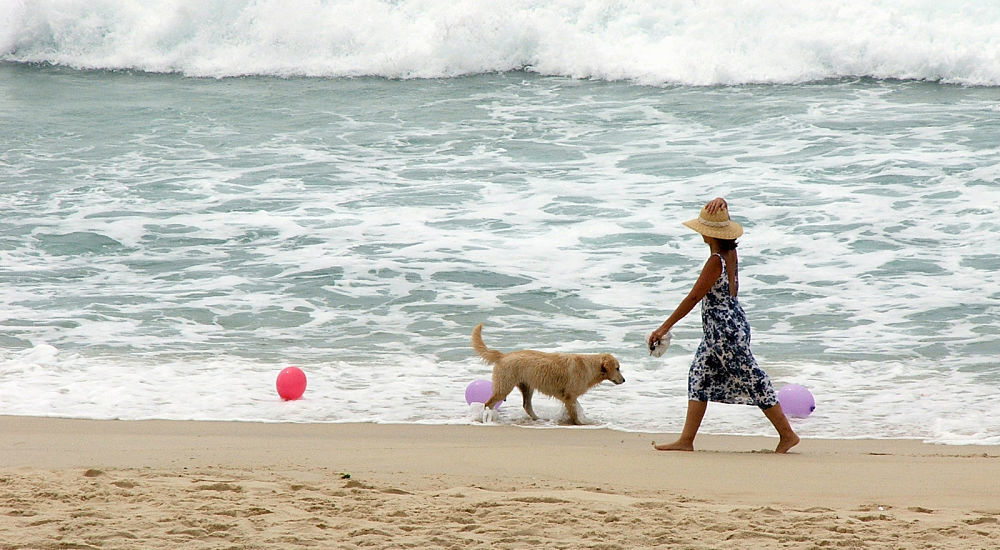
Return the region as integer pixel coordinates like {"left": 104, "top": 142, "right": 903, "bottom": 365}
{"left": 688, "top": 254, "right": 778, "bottom": 409}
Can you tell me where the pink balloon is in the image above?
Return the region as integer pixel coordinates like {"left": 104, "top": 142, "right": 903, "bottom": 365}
{"left": 778, "top": 384, "right": 815, "bottom": 417}
{"left": 465, "top": 379, "right": 501, "bottom": 409}
{"left": 276, "top": 366, "right": 307, "bottom": 401}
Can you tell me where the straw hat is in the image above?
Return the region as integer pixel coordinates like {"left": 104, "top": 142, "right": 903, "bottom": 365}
{"left": 682, "top": 204, "right": 744, "bottom": 240}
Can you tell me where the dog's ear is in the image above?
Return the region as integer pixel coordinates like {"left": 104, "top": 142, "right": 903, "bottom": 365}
{"left": 600, "top": 355, "right": 610, "bottom": 373}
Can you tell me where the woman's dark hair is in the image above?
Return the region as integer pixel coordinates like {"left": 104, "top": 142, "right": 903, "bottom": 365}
{"left": 718, "top": 239, "right": 739, "bottom": 251}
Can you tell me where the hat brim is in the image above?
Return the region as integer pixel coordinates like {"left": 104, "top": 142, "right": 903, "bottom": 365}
{"left": 682, "top": 218, "right": 743, "bottom": 240}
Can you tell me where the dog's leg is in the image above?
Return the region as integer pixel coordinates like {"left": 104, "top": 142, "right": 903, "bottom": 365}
{"left": 482, "top": 384, "right": 513, "bottom": 424}
{"left": 518, "top": 383, "right": 538, "bottom": 420}
{"left": 563, "top": 398, "right": 583, "bottom": 425}
{"left": 483, "top": 390, "right": 508, "bottom": 412}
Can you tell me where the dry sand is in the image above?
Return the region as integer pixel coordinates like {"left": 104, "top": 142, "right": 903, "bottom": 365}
{"left": 1, "top": 415, "right": 998, "bottom": 549}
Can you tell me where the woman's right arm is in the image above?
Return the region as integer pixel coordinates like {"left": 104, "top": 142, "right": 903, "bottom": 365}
{"left": 704, "top": 197, "right": 728, "bottom": 213}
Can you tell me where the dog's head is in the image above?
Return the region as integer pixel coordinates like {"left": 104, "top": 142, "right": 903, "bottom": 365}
{"left": 600, "top": 354, "right": 625, "bottom": 385}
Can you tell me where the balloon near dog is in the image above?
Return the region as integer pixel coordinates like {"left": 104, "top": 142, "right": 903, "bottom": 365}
{"left": 465, "top": 379, "right": 501, "bottom": 409}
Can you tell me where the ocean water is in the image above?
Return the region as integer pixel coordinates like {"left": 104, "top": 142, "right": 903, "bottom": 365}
{"left": 2, "top": 0, "right": 999, "bottom": 445}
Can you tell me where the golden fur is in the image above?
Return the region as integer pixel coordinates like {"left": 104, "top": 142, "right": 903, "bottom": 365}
{"left": 471, "top": 324, "right": 625, "bottom": 425}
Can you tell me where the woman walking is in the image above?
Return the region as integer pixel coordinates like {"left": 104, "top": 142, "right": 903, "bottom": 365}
{"left": 648, "top": 197, "right": 799, "bottom": 453}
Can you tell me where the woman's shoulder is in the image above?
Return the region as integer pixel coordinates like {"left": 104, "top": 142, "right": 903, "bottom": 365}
{"left": 708, "top": 252, "right": 727, "bottom": 265}
{"left": 703, "top": 253, "right": 724, "bottom": 273}
{"left": 711, "top": 251, "right": 739, "bottom": 276}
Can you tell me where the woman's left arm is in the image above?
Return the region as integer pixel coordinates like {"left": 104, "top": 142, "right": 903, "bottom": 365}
{"left": 649, "top": 255, "right": 721, "bottom": 345}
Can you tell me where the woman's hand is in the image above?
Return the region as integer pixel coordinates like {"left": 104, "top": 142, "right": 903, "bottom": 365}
{"left": 704, "top": 197, "right": 728, "bottom": 214}
{"left": 648, "top": 329, "right": 667, "bottom": 349}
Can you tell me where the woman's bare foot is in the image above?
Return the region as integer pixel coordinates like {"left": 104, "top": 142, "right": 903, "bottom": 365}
{"left": 652, "top": 439, "right": 694, "bottom": 451}
{"left": 775, "top": 433, "right": 800, "bottom": 454}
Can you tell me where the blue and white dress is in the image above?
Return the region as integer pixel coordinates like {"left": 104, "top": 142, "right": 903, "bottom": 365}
{"left": 688, "top": 254, "right": 778, "bottom": 409}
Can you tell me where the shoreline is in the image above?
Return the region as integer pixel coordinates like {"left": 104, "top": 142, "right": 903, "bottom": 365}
{"left": 2, "top": 415, "right": 999, "bottom": 548}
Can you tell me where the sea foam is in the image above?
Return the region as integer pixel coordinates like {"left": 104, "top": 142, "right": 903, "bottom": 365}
{"left": 2, "top": 0, "right": 999, "bottom": 85}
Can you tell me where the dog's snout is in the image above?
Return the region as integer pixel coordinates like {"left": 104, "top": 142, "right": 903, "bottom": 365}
{"left": 614, "top": 376, "right": 625, "bottom": 385}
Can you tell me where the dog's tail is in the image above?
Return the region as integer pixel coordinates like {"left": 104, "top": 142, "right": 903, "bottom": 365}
{"left": 471, "top": 324, "right": 504, "bottom": 365}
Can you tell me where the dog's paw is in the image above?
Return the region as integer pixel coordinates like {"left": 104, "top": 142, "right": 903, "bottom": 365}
{"left": 481, "top": 407, "right": 497, "bottom": 424}
{"left": 468, "top": 402, "right": 485, "bottom": 421}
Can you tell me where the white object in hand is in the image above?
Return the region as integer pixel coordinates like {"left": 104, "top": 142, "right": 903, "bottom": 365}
{"left": 648, "top": 331, "right": 672, "bottom": 358}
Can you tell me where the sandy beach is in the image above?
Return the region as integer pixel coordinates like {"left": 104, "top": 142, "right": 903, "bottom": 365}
{"left": 1, "top": 416, "right": 998, "bottom": 549}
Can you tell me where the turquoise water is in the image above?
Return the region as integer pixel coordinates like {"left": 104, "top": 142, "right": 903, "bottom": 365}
{"left": 2, "top": 0, "right": 999, "bottom": 443}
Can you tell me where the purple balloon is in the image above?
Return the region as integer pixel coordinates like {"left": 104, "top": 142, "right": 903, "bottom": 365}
{"left": 465, "top": 379, "right": 501, "bottom": 409}
{"left": 778, "top": 384, "right": 815, "bottom": 417}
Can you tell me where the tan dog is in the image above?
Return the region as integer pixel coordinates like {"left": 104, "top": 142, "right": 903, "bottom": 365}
{"left": 471, "top": 324, "right": 625, "bottom": 425}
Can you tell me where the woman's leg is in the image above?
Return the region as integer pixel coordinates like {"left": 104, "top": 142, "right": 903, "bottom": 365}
{"left": 762, "top": 403, "right": 800, "bottom": 453}
{"left": 653, "top": 400, "right": 707, "bottom": 451}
